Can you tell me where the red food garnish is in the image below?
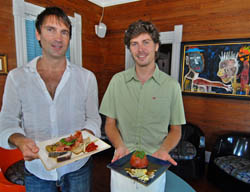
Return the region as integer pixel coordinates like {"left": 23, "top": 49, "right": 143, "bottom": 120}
{"left": 86, "top": 142, "right": 98, "bottom": 152}
{"left": 74, "top": 131, "right": 83, "bottom": 143}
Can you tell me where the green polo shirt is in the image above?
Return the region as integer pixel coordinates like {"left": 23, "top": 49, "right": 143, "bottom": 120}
{"left": 100, "top": 65, "right": 186, "bottom": 154}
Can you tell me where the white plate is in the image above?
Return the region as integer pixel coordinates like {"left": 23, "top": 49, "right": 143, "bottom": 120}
{"left": 37, "top": 130, "right": 111, "bottom": 170}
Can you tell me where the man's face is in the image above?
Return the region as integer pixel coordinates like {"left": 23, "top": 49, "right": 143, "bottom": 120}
{"left": 187, "top": 52, "right": 204, "bottom": 73}
{"left": 36, "top": 15, "right": 70, "bottom": 59}
{"left": 217, "top": 59, "right": 237, "bottom": 83}
{"left": 129, "top": 33, "right": 159, "bottom": 67}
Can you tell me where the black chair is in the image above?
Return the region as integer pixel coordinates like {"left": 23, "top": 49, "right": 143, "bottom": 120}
{"left": 169, "top": 123, "right": 205, "bottom": 180}
{"left": 207, "top": 132, "right": 250, "bottom": 192}
{"left": 100, "top": 113, "right": 107, "bottom": 140}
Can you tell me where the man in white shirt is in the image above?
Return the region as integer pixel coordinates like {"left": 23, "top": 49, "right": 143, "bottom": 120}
{"left": 0, "top": 7, "right": 101, "bottom": 192}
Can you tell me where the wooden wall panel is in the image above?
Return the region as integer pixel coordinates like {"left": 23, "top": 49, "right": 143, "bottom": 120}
{"left": 0, "top": 0, "right": 16, "bottom": 108}
{"left": 1, "top": 0, "right": 250, "bottom": 150}
{"left": 0, "top": 0, "right": 104, "bottom": 104}
{"left": 183, "top": 96, "right": 250, "bottom": 150}
{"left": 102, "top": 0, "right": 250, "bottom": 149}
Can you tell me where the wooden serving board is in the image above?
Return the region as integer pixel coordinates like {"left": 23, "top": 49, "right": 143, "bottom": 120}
{"left": 37, "top": 130, "right": 111, "bottom": 170}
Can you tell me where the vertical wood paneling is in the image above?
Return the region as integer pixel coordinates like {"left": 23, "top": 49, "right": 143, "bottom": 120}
{"left": 1, "top": 0, "right": 250, "bottom": 149}
{"left": 102, "top": 0, "right": 250, "bottom": 149}
{"left": 0, "top": 0, "right": 104, "bottom": 104}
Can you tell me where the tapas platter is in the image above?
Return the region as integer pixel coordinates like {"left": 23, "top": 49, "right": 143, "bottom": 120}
{"left": 37, "top": 130, "right": 111, "bottom": 170}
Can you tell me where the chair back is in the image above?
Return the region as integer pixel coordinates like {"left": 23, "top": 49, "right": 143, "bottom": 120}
{"left": 0, "top": 147, "right": 25, "bottom": 192}
{"left": 0, "top": 148, "right": 23, "bottom": 173}
{"left": 214, "top": 132, "right": 250, "bottom": 159}
{"left": 169, "top": 123, "right": 206, "bottom": 179}
{"left": 181, "top": 123, "right": 205, "bottom": 148}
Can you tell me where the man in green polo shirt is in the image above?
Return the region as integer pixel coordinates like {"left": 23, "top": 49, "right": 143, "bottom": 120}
{"left": 100, "top": 20, "right": 186, "bottom": 192}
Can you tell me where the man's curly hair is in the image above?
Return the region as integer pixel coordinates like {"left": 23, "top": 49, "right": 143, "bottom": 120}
{"left": 124, "top": 20, "right": 161, "bottom": 49}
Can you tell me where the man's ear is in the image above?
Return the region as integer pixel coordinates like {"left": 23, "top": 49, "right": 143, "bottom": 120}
{"left": 35, "top": 30, "right": 42, "bottom": 48}
{"left": 155, "top": 43, "right": 159, "bottom": 52}
{"left": 35, "top": 30, "right": 40, "bottom": 41}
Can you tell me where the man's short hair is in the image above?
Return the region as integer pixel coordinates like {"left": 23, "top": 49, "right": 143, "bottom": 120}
{"left": 124, "top": 20, "right": 160, "bottom": 49}
{"left": 35, "top": 6, "right": 72, "bottom": 39}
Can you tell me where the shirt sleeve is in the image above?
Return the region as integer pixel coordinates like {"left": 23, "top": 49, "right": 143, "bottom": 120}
{"left": 0, "top": 71, "right": 25, "bottom": 149}
{"left": 99, "top": 75, "right": 117, "bottom": 119}
{"left": 84, "top": 72, "right": 101, "bottom": 138}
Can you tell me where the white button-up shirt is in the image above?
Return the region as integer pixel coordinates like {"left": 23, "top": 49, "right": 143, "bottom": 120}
{"left": 0, "top": 57, "right": 101, "bottom": 180}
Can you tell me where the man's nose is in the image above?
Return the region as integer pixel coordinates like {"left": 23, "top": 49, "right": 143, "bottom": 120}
{"left": 138, "top": 43, "right": 145, "bottom": 51}
{"left": 54, "top": 31, "right": 63, "bottom": 41}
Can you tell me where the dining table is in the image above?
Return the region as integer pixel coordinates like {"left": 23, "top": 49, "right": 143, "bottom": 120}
{"left": 165, "top": 170, "right": 195, "bottom": 191}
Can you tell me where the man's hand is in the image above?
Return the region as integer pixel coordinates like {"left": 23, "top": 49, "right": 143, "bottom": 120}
{"left": 104, "top": 117, "right": 130, "bottom": 162}
{"left": 112, "top": 145, "right": 130, "bottom": 163}
{"left": 82, "top": 128, "right": 94, "bottom": 136}
{"left": 9, "top": 133, "right": 39, "bottom": 161}
{"left": 152, "top": 148, "right": 177, "bottom": 166}
{"left": 152, "top": 125, "right": 181, "bottom": 166}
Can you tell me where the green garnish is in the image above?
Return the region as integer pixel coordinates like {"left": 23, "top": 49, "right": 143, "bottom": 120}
{"left": 134, "top": 150, "right": 146, "bottom": 159}
{"left": 60, "top": 138, "right": 76, "bottom": 146}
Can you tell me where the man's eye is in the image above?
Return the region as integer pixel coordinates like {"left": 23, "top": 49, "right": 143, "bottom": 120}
{"left": 143, "top": 41, "right": 150, "bottom": 45}
{"left": 62, "top": 31, "right": 69, "bottom": 36}
{"left": 47, "top": 27, "right": 54, "bottom": 32}
{"left": 131, "top": 43, "right": 137, "bottom": 47}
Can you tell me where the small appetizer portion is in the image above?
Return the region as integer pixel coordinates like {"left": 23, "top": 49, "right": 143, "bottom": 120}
{"left": 130, "top": 150, "right": 149, "bottom": 169}
{"left": 45, "top": 130, "right": 98, "bottom": 162}
{"left": 125, "top": 168, "right": 156, "bottom": 183}
{"left": 57, "top": 151, "right": 72, "bottom": 162}
{"left": 124, "top": 151, "right": 156, "bottom": 183}
{"left": 85, "top": 142, "right": 98, "bottom": 152}
{"left": 46, "top": 130, "right": 83, "bottom": 155}
{"left": 48, "top": 151, "right": 67, "bottom": 158}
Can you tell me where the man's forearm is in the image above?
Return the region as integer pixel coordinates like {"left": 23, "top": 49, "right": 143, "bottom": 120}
{"left": 160, "top": 125, "right": 181, "bottom": 153}
{"left": 105, "top": 117, "right": 125, "bottom": 149}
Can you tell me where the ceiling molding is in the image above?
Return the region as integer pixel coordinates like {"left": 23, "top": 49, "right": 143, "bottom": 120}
{"left": 88, "top": 0, "right": 140, "bottom": 7}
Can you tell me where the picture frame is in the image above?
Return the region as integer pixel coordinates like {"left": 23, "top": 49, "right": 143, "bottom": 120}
{"left": 0, "top": 54, "right": 8, "bottom": 74}
{"left": 180, "top": 38, "right": 250, "bottom": 99}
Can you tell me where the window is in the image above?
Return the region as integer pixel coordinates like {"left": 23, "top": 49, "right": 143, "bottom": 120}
{"left": 125, "top": 25, "right": 183, "bottom": 81}
{"left": 25, "top": 20, "right": 70, "bottom": 62}
{"left": 13, "top": 0, "right": 82, "bottom": 67}
{"left": 156, "top": 44, "right": 172, "bottom": 75}
{"left": 25, "top": 19, "right": 42, "bottom": 62}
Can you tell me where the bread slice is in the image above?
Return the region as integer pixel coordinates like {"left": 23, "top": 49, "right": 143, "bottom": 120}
{"left": 82, "top": 137, "right": 91, "bottom": 153}
{"left": 71, "top": 143, "right": 84, "bottom": 155}
{"left": 57, "top": 151, "right": 72, "bottom": 162}
{"left": 72, "top": 137, "right": 92, "bottom": 154}
{"left": 48, "top": 151, "right": 67, "bottom": 158}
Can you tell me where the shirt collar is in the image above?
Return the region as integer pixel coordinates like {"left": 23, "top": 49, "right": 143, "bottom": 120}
{"left": 124, "top": 66, "right": 137, "bottom": 82}
{"left": 125, "top": 64, "right": 162, "bottom": 85}
{"left": 151, "top": 65, "right": 162, "bottom": 85}
{"left": 24, "top": 56, "right": 72, "bottom": 73}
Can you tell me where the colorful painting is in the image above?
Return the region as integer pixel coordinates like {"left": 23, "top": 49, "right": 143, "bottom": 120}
{"left": 180, "top": 39, "right": 250, "bottom": 99}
